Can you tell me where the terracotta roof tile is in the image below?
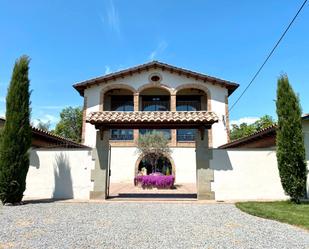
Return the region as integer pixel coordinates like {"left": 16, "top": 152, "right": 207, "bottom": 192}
{"left": 86, "top": 111, "right": 218, "bottom": 126}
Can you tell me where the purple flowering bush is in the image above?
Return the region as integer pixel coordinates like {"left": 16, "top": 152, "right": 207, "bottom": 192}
{"left": 134, "top": 173, "right": 175, "bottom": 189}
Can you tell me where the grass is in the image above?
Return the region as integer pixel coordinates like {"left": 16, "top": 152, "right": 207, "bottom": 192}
{"left": 236, "top": 201, "right": 309, "bottom": 230}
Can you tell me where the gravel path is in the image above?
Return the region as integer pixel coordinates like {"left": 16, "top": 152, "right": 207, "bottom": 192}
{"left": 0, "top": 202, "right": 308, "bottom": 249}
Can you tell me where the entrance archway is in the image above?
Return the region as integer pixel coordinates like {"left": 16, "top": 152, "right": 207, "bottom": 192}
{"left": 88, "top": 110, "right": 218, "bottom": 200}
{"left": 135, "top": 154, "right": 176, "bottom": 177}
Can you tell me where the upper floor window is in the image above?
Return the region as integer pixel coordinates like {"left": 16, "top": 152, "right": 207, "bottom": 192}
{"left": 176, "top": 96, "right": 201, "bottom": 111}
{"left": 142, "top": 96, "right": 170, "bottom": 111}
{"left": 111, "top": 96, "right": 134, "bottom": 112}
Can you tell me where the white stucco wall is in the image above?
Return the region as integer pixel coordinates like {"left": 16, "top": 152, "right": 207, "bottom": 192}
{"left": 83, "top": 68, "right": 229, "bottom": 148}
{"left": 25, "top": 148, "right": 93, "bottom": 200}
{"left": 110, "top": 145, "right": 309, "bottom": 200}
{"left": 25, "top": 145, "right": 308, "bottom": 201}
{"left": 109, "top": 146, "right": 300, "bottom": 201}
{"left": 210, "top": 149, "right": 289, "bottom": 200}
{"left": 303, "top": 120, "right": 309, "bottom": 196}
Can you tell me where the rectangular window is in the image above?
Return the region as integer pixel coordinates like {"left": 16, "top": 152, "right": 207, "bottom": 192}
{"left": 139, "top": 129, "right": 171, "bottom": 140}
{"left": 176, "top": 96, "right": 201, "bottom": 141}
{"left": 110, "top": 129, "right": 134, "bottom": 141}
{"left": 110, "top": 95, "right": 133, "bottom": 140}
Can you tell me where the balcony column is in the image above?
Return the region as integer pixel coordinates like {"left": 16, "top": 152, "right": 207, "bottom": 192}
{"left": 170, "top": 93, "right": 177, "bottom": 146}
{"left": 90, "top": 129, "right": 110, "bottom": 199}
{"left": 134, "top": 93, "right": 139, "bottom": 143}
{"left": 196, "top": 128, "right": 215, "bottom": 200}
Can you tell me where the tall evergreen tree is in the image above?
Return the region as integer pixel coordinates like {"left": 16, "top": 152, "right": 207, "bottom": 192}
{"left": 0, "top": 56, "right": 32, "bottom": 204}
{"left": 276, "top": 74, "right": 307, "bottom": 203}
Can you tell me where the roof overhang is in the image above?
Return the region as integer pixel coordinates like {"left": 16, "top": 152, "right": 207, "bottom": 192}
{"left": 86, "top": 111, "right": 218, "bottom": 130}
{"left": 302, "top": 113, "right": 309, "bottom": 120}
{"left": 73, "top": 61, "right": 239, "bottom": 97}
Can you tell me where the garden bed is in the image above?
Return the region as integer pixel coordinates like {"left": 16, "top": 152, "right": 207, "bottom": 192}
{"left": 134, "top": 173, "right": 175, "bottom": 189}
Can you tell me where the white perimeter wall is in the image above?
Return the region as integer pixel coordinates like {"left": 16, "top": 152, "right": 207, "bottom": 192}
{"left": 25, "top": 148, "right": 93, "bottom": 200}
{"left": 110, "top": 147, "right": 308, "bottom": 200}
{"left": 211, "top": 149, "right": 290, "bottom": 200}
{"left": 25, "top": 145, "right": 309, "bottom": 201}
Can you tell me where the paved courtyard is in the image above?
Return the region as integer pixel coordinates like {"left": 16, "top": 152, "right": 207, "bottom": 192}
{"left": 1, "top": 202, "right": 309, "bottom": 249}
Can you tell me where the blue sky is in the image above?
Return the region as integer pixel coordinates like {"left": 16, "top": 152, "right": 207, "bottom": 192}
{"left": 0, "top": 1, "right": 308, "bottom": 127}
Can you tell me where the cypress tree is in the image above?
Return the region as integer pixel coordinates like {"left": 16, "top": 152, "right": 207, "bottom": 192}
{"left": 276, "top": 74, "right": 307, "bottom": 203}
{"left": 0, "top": 56, "right": 32, "bottom": 204}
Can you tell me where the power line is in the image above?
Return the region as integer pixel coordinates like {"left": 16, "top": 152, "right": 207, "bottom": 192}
{"left": 229, "top": 0, "right": 308, "bottom": 112}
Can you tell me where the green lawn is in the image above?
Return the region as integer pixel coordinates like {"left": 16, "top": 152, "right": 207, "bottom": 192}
{"left": 236, "top": 201, "right": 309, "bottom": 230}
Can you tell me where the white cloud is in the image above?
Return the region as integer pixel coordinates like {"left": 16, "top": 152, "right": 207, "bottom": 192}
{"left": 105, "top": 66, "right": 112, "bottom": 75}
{"left": 230, "top": 117, "right": 259, "bottom": 127}
{"left": 32, "top": 114, "right": 59, "bottom": 127}
{"left": 149, "top": 41, "right": 168, "bottom": 60}
{"left": 105, "top": 0, "right": 121, "bottom": 36}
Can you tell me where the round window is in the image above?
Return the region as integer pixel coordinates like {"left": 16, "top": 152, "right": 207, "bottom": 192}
{"left": 149, "top": 73, "right": 162, "bottom": 83}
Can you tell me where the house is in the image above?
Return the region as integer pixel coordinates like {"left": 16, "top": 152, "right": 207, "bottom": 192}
{"left": 73, "top": 61, "right": 239, "bottom": 199}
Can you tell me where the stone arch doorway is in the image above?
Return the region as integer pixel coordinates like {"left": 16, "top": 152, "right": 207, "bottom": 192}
{"left": 134, "top": 154, "right": 176, "bottom": 178}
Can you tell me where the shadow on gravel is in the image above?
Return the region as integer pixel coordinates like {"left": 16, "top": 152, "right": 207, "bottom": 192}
{"left": 108, "top": 193, "right": 197, "bottom": 199}
{"left": 22, "top": 198, "right": 72, "bottom": 205}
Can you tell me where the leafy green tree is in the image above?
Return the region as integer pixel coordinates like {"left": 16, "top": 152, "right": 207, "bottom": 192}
{"left": 254, "top": 115, "right": 275, "bottom": 130}
{"left": 230, "top": 115, "right": 275, "bottom": 141}
{"left": 0, "top": 56, "right": 32, "bottom": 204}
{"left": 137, "top": 131, "right": 171, "bottom": 173}
{"left": 35, "top": 119, "right": 51, "bottom": 131}
{"left": 54, "top": 106, "right": 82, "bottom": 142}
{"left": 276, "top": 75, "right": 307, "bottom": 203}
{"left": 230, "top": 123, "right": 256, "bottom": 141}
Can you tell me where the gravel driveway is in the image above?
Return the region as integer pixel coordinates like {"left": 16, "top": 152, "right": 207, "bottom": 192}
{"left": 1, "top": 202, "right": 308, "bottom": 249}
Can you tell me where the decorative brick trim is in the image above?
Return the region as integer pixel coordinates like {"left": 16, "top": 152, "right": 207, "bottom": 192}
{"left": 171, "top": 129, "right": 177, "bottom": 146}
{"left": 81, "top": 96, "right": 87, "bottom": 144}
{"left": 109, "top": 140, "right": 136, "bottom": 147}
{"left": 225, "top": 95, "right": 230, "bottom": 142}
{"left": 208, "top": 129, "right": 213, "bottom": 148}
{"left": 175, "top": 141, "right": 195, "bottom": 147}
